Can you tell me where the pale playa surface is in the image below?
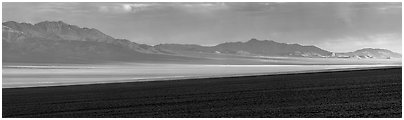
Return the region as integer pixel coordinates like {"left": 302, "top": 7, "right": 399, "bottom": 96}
{"left": 2, "top": 63, "right": 398, "bottom": 88}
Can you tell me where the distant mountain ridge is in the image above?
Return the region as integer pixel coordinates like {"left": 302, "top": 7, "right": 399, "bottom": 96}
{"left": 156, "top": 39, "right": 333, "bottom": 57}
{"left": 2, "top": 21, "right": 401, "bottom": 63}
{"left": 2, "top": 21, "right": 197, "bottom": 63}
{"left": 334, "top": 48, "right": 402, "bottom": 59}
{"left": 3, "top": 21, "right": 161, "bottom": 53}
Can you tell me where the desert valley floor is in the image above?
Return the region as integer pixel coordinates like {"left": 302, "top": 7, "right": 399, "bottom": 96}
{"left": 3, "top": 66, "right": 401, "bottom": 117}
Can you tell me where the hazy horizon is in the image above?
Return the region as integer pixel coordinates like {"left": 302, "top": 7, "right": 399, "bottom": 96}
{"left": 3, "top": 2, "right": 402, "bottom": 53}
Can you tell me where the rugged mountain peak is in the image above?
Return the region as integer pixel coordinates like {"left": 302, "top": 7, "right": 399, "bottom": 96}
{"left": 35, "top": 21, "right": 74, "bottom": 33}
{"left": 35, "top": 20, "right": 68, "bottom": 26}
{"left": 3, "top": 21, "right": 35, "bottom": 32}
{"left": 247, "top": 38, "right": 260, "bottom": 42}
{"left": 2, "top": 21, "right": 19, "bottom": 26}
{"left": 3, "top": 21, "right": 35, "bottom": 26}
{"left": 206, "top": 38, "right": 332, "bottom": 57}
{"left": 246, "top": 38, "right": 276, "bottom": 43}
{"left": 2, "top": 21, "right": 172, "bottom": 58}
{"left": 3, "top": 21, "right": 117, "bottom": 42}
{"left": 355, "top": 48, "right": 389, "bottom": 52}
{"left": 335, "top": 48, "right": 401, "bottom": 59}
{"left": 34, "top": 20, "right": 84, "bottom": 32}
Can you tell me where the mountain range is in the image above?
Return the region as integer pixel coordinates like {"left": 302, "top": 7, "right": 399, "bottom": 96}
{"left": 2, "top": 21, "right": 401, "bottom": 64}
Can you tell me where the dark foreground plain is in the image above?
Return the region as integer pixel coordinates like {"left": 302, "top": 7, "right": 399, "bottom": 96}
{"left": 3, "top": 67, "right": 402, "bottom": 118}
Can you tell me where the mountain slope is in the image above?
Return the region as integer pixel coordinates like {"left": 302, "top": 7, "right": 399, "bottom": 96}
{"left": 156, "top": 39, "right": 333, "bottom": 58}
{"left": 3, "top": 21, "right": 164, "bottom": 53}
{"left": 335, "top": 48, "right": 402, "bottom": 59}
{"left": 2, "top": 21, "right": 198, "bottom": 63}
{"left": 212, "top": 39, "right": 332, "bottom": 57}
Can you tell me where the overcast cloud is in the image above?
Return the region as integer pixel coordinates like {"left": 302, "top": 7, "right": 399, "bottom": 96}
{"left": 3, "top": 2, "right": 402, "bottom": 53}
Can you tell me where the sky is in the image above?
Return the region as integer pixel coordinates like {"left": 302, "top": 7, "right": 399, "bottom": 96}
{"left": 2, "top": 2, "right": 402, "bottom": 53}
